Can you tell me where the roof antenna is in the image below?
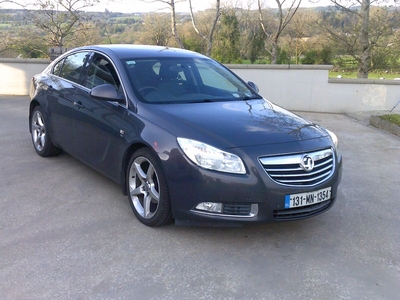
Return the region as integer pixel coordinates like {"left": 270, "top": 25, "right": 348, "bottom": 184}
{"left": 390, "top": 99, "right": 400, "bottom": 112}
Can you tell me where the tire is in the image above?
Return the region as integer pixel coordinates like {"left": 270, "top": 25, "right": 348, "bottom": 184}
{"left": 127, "top": 148, "right": 173, "bottom": 227}
{"left": 30, "top": 106, "right": 61, "bottom": 157}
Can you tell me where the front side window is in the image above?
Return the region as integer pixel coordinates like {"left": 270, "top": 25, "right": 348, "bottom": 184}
{"left": 84, "top": 55, "right": 120, "bottom": 91}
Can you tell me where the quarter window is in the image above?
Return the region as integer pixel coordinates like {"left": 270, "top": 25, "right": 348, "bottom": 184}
{"left": 52, "top": 59, "right": 64, "bottom": 76}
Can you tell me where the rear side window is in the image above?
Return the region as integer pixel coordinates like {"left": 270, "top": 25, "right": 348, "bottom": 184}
{"left": 53, "top": 51, "right": 89, "bottom": 84}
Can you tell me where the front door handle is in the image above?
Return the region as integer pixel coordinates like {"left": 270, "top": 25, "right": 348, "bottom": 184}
{"left": 74, "top": 101, "right": 84, "bottom": 109}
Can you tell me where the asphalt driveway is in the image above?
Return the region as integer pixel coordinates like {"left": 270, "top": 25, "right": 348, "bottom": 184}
{"left": 1, "top": 96, "right": 399, "bottom": 299}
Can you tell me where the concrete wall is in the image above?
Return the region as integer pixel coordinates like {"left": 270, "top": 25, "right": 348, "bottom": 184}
{"left": 230, "top": 64, "right": 400, "bottom": 113}
{"left": 0, "top": 59, "right": 50, "bottom": 96}
{"left": 1, "top": 58, "right": 399, "bottom": 113}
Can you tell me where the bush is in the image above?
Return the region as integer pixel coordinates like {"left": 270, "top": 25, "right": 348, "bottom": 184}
{"left": 277, "top": 49, "right": 290, "bottom": 64}
{"left": 301, "top": 50, "right": 317, "bottom": 64}
{"left": 301, "top": 48, "right": 333, "bottom": 65}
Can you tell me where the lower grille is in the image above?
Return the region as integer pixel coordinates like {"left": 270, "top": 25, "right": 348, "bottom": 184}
{"left": 274, "top": 200, "right": 332, "bottom": 220}
{"left": 192, "top": 203, "right": 258, "bottom": 218}
{"left": 223, "top": 204, "right": 251, "bottom": 216}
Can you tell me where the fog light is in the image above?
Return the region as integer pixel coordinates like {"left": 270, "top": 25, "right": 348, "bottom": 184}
{"left": 195, "top": 202, "right": 223, "bottom": 213}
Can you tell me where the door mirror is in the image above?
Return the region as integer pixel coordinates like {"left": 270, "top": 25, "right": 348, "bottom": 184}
{"left": 90, "top": 84, "right": 125, "bottom": 104}
{"left": 247, "top": 81, "right": 259, "bottom": 93}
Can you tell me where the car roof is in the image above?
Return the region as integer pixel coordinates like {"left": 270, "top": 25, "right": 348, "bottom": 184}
{"left": 76, "top": 44, "right": 206, "bottom": 60}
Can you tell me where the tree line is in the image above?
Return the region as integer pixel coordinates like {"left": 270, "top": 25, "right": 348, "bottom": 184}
{"left": 1, "top": 0, "right": 400, "bottom": 78}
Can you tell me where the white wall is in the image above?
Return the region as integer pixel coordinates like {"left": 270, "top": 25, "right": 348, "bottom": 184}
{"left": 1, "top": 58, "right": 399, "bottom": 113}
{"left": 229, "top": 64, "right": 400, "bottom": 113}
{"left": 0, "top": 59, "right": 50, "bottom": 96}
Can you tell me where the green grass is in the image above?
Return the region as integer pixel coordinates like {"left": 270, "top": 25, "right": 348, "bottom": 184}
{"left": 329, "top": 71, "right": 400, "bottom": 80}
{"left": 380, "top": 114, "right": 400, "bottom": 126}
{"left": 241, "top": 59, "right": 270, "bottom": 64}
{"left": 238, "top": 62, "right": 400, "bottom": 79}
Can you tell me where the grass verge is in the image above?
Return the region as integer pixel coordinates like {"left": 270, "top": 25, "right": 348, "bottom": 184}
{"left": 329, "top": 71, "right": 400, "bottom": 80}
{"left": 380, "top": 114, "right": 400, "bottom": 126}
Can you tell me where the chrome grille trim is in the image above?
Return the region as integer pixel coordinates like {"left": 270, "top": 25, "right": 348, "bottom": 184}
{"left": 277, "top": 170, "right": 332, "bottom": 184}
{"left": 270, "top": 163, "right": 332, "bottom": 178}
{"left": 259, "top": 148, "right": 335, "bottom": 187}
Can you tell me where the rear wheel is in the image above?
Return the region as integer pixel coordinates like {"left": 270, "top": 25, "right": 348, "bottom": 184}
{"left": 127, "top": 148, "right": 173, "bottom": 227}
{"left": 30, "top": 106, "right": 61, "bottom": 157}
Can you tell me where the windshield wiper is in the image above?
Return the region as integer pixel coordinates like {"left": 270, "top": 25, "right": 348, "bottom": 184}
{"left": 239, "top": 95, "right": 262, "bottom": 101}
{"left": 186, "top": 99, "right": 220, "bottom": 103}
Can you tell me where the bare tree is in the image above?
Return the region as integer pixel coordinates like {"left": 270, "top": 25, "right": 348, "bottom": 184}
{"left": 138, "top": 0, "right": 185, "bottom": 48}
{"left": 368, "top": 7, "right": 400, "bottom": 70}
{"left": 188, "top": 0, "right": 221, "bottom": 56}
{"left": 73, "top": 21, "right": 103, "bottom": 46}
{"left": 142, "top": 13, "right": 171, "bottom": 46}
{"left": 13, "top": 29, "right": 49, "bottom": 58}
{"left": 258, "top": 0, "right": 302, "bottom": 64}
{"left": 286, "top": 10, "right": 316, "bottom": 64}
{"left": 322, "top": 0, "right": 399, "bottom": 78}
{"left": 237, "top": 4, "right": 266, "bottom": 63}
{"left": 0, "top": 33, "right": 12, "bottom": 54}
{"left": 0, "top": 1, "right": 17, "bottom": 54}
{"left": 16, "top": 0, "right": 99, "bottom": 50}
{"left": 325, "top": 0, "right": 372, "bottom": 78}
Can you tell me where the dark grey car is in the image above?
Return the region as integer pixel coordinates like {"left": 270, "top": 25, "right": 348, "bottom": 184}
{"left": 29, "top": 44, "right": 342, "bottom": 227}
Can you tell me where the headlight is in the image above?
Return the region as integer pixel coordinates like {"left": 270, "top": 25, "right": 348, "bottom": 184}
{"left": 326, "top": 129, "right": 339, "bottom": 151}
{"left": 177, "top": 138, "right": 246, "bottom": 174}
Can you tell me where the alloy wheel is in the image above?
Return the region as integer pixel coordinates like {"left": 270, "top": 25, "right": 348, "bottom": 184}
{"left": 31, "top": 110, "right": 46, "bottom": 152}
{"left": 129, "top": 156, "right": 161, "bottom": 219}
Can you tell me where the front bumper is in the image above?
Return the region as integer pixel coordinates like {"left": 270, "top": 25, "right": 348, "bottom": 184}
{"left": 166, "top": 144, "right": 343, "bottom": 225}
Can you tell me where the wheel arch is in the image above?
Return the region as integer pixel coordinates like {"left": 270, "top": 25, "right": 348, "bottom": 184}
{"left": 29, "top": 99, "right": 59, "bottom": 147}
{"left": 29, "top": 103, "right": 62, "bottom": 157}
{"left": 29, "top": 100, "right": 41, "bottom": 133}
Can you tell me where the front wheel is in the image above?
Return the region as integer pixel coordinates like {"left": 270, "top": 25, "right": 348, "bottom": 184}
{"left": 127, "top": 148, "right": 173, "bottom": 227}
{"left": 30, "top": 106, "right": 61, "bottom": 157}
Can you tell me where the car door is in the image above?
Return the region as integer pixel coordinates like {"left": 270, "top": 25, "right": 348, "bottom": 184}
{"left": 72, "top": 53, "right": 128, "bottom": 180}
{"left": 45, "top": 51, "right": 90, "bottom": 153}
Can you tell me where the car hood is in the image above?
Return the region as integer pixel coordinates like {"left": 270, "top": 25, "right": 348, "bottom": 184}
{"left": 140, "top": 99, "right": 329, "bottom": 149}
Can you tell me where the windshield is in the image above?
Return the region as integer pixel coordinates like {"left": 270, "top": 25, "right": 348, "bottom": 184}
{"left": 123, "top": 57, "right": 261, "bottom": 104}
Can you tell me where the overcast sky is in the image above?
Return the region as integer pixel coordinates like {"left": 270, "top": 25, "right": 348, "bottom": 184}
{"left": 89, "top": 0, "right": 332, "bottom": 13}
{"left": 1, "top": 0, "right": 333, "bottom": 13}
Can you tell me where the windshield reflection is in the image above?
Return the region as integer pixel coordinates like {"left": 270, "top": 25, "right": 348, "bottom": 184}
{"left": 124, "top": 57, "right": 260, "bottom": 104}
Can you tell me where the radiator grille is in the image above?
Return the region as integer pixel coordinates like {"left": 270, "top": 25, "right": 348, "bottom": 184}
{"left": 259, "top": 148, "right": 335, "bottom": 187}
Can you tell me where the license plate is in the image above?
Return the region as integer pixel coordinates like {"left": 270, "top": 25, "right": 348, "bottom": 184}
{"left": 284, "top": 187, "right": 331, "bottom": 209}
